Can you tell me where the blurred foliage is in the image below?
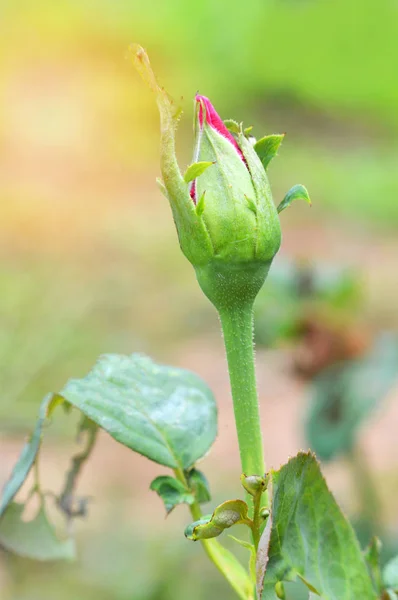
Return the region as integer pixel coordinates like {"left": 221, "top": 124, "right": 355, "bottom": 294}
{"left": 305, "top": 335, "right": 398, "bottom": 462}
{"left": 255, "top": 259, "right": 363, "bottom": 349}
{"left": 2, "top": 0, "right": 397, "bottom": 126}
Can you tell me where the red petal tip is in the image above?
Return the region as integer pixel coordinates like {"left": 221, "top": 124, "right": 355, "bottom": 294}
{"left": 195, "top": 95, "right": 244, "bottom": 160}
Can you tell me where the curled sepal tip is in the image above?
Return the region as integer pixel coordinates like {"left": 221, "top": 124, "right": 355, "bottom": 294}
{"left": 277, "top": 184, "right": 312, "bottom": 214}
{"left": 184, "top": 499, "right": 250, "bottom": 541}
{"left": 130, "top": 44, "right": 213, "bottom": 266}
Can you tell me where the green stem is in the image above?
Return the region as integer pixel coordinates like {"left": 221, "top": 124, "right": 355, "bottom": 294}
{"left": 175, "top": 468, "right": 254, "bottom": 600}
{"left": 58, "top": 420, "right": 98, "bottom": 517}
{"left": 219, "top": 304, "right": 265, "bottom": 479}
{"left": 251, "top": 490, "right": 263, "bottom": 550}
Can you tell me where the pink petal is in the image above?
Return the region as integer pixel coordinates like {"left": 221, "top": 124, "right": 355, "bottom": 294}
{"left": 196, "top": 95, "right": 244, "bottom": 161}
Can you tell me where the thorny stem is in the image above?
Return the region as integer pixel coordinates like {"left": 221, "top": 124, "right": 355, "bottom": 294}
{"left": 218, "top": 304, "right": 265, "bottom": 491}
{"left": 251, "top": 490, "right": 263, "bottom": 550}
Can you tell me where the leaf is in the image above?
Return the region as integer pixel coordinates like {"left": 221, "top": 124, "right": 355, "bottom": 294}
{"left": 59, "top": 353, "right": 217, "bottom": 470}
{"left": 0, "top": 502, "right": 75, "bottom": 561}
{"left": 150, "top": 475, "right": 194, "bottom": 514}
{"left": 205, "top": 538, "right": 255, "bottom": 600}
{"left": 383, "top": 555, "right": 398, "bottom": 591}
{"left": 364, "top": 537, "right": 383, "bottom": 593}
{"left": 185, "top": 499, "right": 249, "bottom": 541}
{"left": 306, "top": 335, "right": 398, "bottom": 461}
{"left": 260, "top": 452, "right": 376, "bottom": 600}
{"left": 229, "top": 535, "right": 256, "bottom": 583}
{"left": 253, "top": 135, "right": 284, "bottom": 170}
{"left": 277, "top": 184, "right": 311, "bottom": 214}
{"left": 186, "top": 468, "right": 211, "bottom": 504}
{"left": 183, "top": 161, "right": 214, "bottom": 183}
{"left": 0, "top": 393, "right": 58, "bottom": 517}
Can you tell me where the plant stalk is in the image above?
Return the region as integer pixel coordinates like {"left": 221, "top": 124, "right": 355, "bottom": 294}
{"left": 219, "top": 304, "right": 265, "bottom": 480}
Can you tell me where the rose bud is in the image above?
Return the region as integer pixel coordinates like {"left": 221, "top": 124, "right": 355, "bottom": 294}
{"left": 132, "top": 45, "right": 310, "bottom": 312}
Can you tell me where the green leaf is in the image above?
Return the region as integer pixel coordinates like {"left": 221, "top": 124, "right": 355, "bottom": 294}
{"left": 277, "top": 184, "right": 311, "bottom": 214}
{"left": 259, "top": 452, "right": 376, "bottom": 600}
{"left": 150, "top": 475, "right": 194, "bottom": 514}
{"left": 205, "top": 538, "right": 255, "bottom": 600}
{"left": 0, "top": 393, "right": 58, "bottom": 517}
{"left": 186, "top": 468, "right": 211, "bottom": 504}
{"left": 183, "top": 161, "right": 214, "bottom": 183}
{"left": 229, "top": 535, "right": 256, "bottom": 583}
{"left": 306, "top": 335, "right": 398, "bottom": 461}
{"left": 185, "top": 499, "right": 249, "bottom": 541}
{"left": 383, "top": 555, "right": 398, "bottom": 591}
{"left": 0, "top": 502, "right": 75, "bottom": 561}
{"left": 59, "top": 354, "right": 217, "bottom": 470}
{"left": 253, "top": 134, "right": 284, "bottom": 170}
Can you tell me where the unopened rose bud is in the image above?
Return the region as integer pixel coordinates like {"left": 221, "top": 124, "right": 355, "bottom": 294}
{"left": 131, "top": 45, "right": 310, "bottom": 312}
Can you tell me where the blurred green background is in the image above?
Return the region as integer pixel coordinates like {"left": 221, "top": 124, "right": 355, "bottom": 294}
{"left": 1, "top": 0, "right": 398, "bottom": 598}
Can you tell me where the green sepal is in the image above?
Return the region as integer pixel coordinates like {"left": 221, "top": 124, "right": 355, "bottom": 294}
{"left": 223, "top": 119, "right": 240, "bottom": 134}
{"left": 196, "top": 191, "right": 206, "bottom": 217}
{"left": 238, "top": 132, "right": 281, "bottom": 263}
{"left": 184, "top": 161, "right": 214, "bottom": 183}
{"left": 186, "top": 468, "right": 211, "bottom": 504}
{"left": 277, "top": 184, "right": 311, "bottom": 214}
{"left": 131, "top": 45, "right": 213, "bottom": 266}
{"left": 184, "top": 499, "right": 250, "bottom": 541}
{"left": 245, "top": 196, "right": 258, "bottom": 215}
{"left": 254, "top": 134, "right": 284, "bottom": 170}
{"left": 150, "top": 475, "right": 194, "bottom": 514}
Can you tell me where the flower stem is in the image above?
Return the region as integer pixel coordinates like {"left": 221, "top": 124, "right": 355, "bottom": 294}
{"left": 219, "top": 304, "right": 265, "bottom": 480}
